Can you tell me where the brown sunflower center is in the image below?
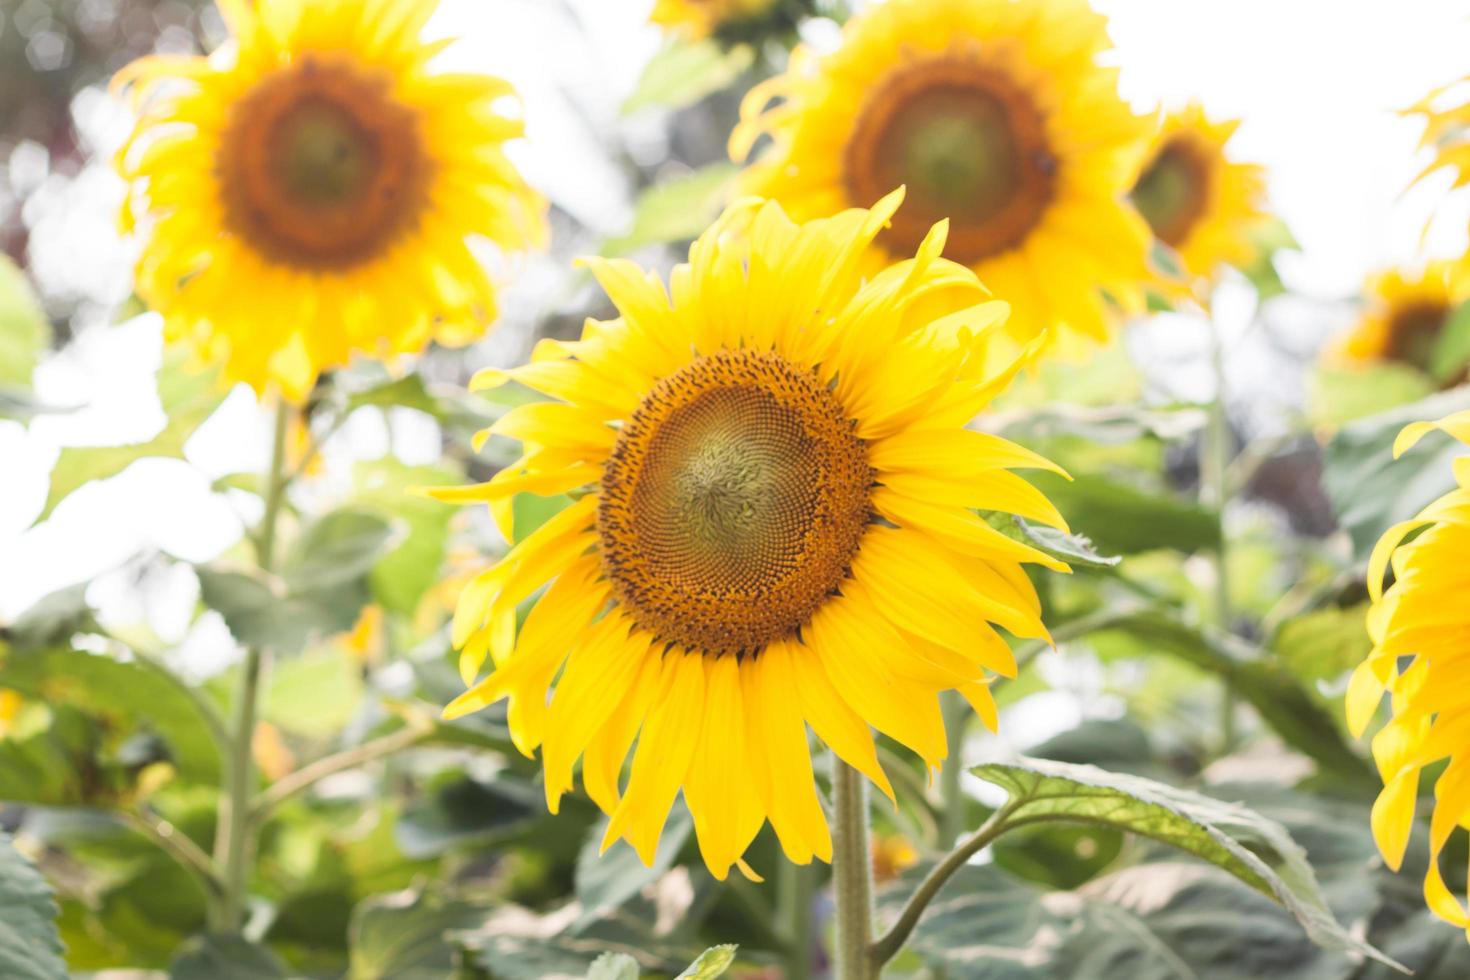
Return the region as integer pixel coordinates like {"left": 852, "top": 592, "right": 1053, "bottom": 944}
{"left": 844, "top": 56, "right": 1056, "bottom": 264}
{"left": 597, "top": 349, "right": 873, "bottom": 656}
{"left": 1386, "top": 301, "right": 1450, "bottom": 370}
{"left": 1132, "top": 137, "right": 1212, "bottom": 248}
{"left": 218, "top": 54, "right": 431, "bottom": 271}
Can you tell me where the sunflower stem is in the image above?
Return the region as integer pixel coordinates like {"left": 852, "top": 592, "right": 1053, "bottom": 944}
{"left": 777, "top": 858, "right": 814, "bottom": 980}
{"left": 1201, "top": 311, "right": 1237, "bottom": 753}
{"left": 215, "top": 400, "right": 292, "bottom": 933}
{"left": 831, "top": 758, "right": 874, "bottom": 980}
{"left": 938, "top": 692, "right": 967, "bottom": 848}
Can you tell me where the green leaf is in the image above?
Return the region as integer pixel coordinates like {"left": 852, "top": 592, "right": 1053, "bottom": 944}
{"left": 0, "top": 645, "right": 222, "bottom": 786}
{"left": 2, "top": 584, "right": 97, "bottom": 649}
{"left": 36, "top": 352, "right": 224, "bottom": 523}
{"left": 1088, "top": 612, "right": 1374, "bottom": 788}
{"left": 574, "top": 805, "right": 693, "bottom": 929}
{"left": 394, "top": 771, "right": 540, "bottom": 860}
{"left": 352, "top": 460, "right": 457, "bottom": 615}
{"left": 1028, "top": 471, "right": 1221, "bottom": 555}
{"left": 1272, "top": 605, "right": 1372, "bottom": 687}
{"left": 343, "top": 374, "right": 445, "bottom": 418}
{"left": 675, "top": 945, "right": 737, "bottom": 979}
{"left": 1322, "top": 386, "right": 1470, "bottom": 559}
{"left": 972, "top": 758, "right": 1397, "bottom": 968}
{"left": 0, "top": 256, "right": 49, "bottom": 389}
{"left": 0, "top": 834, "right": 67, "bottom": 980}
{"left": 170, "top": 934, "right": 291, "bottom": 979}
{"left": 262, "top": 650, "right": 364, "bottom": 739}
{"left": 281, "top": 509, "right": 397, "bottom": 593}
{"left": 602, "top": 164, "right": 738, "bottom": 256}
{"left": 1241, "top": 216, "right": 1298, "bottom": 301}
{"left": 1308, "top": 363, "right": 1436, "bottom": 427}
{"left": 1428, "top": 300, "right": 1470, "bottom": 383}
{"left": 586, "top": 953, "right": 640, "bottom": 980}
{"left": 197, "top": 567, "right": 364, "bottom": 654}
{"left": 987, "top": 513, "right": 1121, "bottom": 570}
{"left": 347, "top": 888, "right": 482, "bottom": 980}
{"left": 622, "top": 39, "right": 755, "bottom": 115}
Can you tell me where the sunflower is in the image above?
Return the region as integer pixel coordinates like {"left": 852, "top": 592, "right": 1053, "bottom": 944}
{"left": 114, "top": 0, "right": 546, "bottom": 401}
{"left": 651, "top": 0, "right": 780, "bottom": 39}
{"left": 1333, "top": 261, "right": 1470, "bottom": 380}
{"left": 730, "top": 0, "right": 1153, "bottom": 353}
{"left": 1406, "top": 75, "right": 1470, "bottom": 196}
{"left": 429, "top": 191, "right": 1066, "bottom": 878}
{"left": 1348, "top": 411, "right": 1470, "bottom": 934}
{"left": 1130, "top": 104, "right": 1270, "bottom": 281}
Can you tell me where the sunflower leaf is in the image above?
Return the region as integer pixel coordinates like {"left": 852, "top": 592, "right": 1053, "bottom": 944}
{"left": 622, "top": 39, "right": 754, "bottom": 115}
{"left": 985, "top": 513, "right": 1120, "bottom": 569}
{"left": 972, "top": 758, "right": 1402, "bottom": 971}
{"left": 0, "top": 833, "right": 67, "bottom": 980}
{"left": 602, "top": 163, "right": 738, "bottom": 256}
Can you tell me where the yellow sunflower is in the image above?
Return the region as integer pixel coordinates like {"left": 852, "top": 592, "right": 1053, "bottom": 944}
{"left": 1334, "top": 261, "right": 1470, "bottom": 379}
{"left": 1130, "top": 104, "right": 1270, "bottom": 281}
{"left": 429, "top": 191, "right": 1067, "bottom": 879}
{"left": 1348, "top": 411, "right": 1470, "bottom": 935}
{"left": 651, "top": 0, "right": 779, "bottom": 39}
{"left": 1406, "top": 75, "right": 1470, "bottom": 196}
{"left": 730, "top": 0, "right": 1153, "bottom": 353}
{"left": 114, "top": 0, "right": 547, "bottom": 401}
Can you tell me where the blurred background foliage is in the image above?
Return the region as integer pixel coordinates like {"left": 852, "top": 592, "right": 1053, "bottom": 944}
{"left": 3, "top": 0, "right": 1470, "bottom": 978}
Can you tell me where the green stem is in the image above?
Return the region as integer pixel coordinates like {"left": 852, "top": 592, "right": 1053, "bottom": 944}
{"left": 119, "top": 808, "right": 222, "bottom": 900}
{"left": 1202, "top": 316, "right": 1236, "bottom": 753}
{"left": 214, "top": 402, "right": 292, "bottom": 933}
{"left": 938, "top": 692, "right": 967, "bottom": 848}
{"left": 777, "top": 860, "right": 813, "bottom": 980}
{"left": 869, "top": 802, "right": 1019, "bottom": 969}
{"left": 831, "top": 758, "right": 874, "bottom": 980}
{"left": 251, "top": 724, "right": 430, "bottom": 823}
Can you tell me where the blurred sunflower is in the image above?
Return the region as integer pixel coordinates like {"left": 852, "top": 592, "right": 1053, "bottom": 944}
{"left": 0, "top": 690, "right": 22, "bottom": 739}
{"left": 114, "top": 0, "right": 547, "bottom": 401}
{"left": 1348, "top": 411, "right": 1470, "bottom": 933}
{"left": 1406, "top": 75, "right": 1470, "bottom": 195}
{"left": 429, "top": 191, "right": 1065, "bottom": 879}
{"left": 1333, "top": 262, "right": 1469, "bottom": 381}
{"left": 1131, "top": 104, "right": 1269, "bottom": 281}
{"left": 651, "top": 0, "right": 780, "bottom": 39}
{"left": 731, "top": 0, "right": 1152, "bottom": 352}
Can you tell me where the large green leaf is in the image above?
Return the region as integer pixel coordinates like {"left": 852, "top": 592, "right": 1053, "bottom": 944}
{"left": 0, "top": 834, "right": 67, "bottom": 980}
{"left": 0, "top": 256, "right": 49, "bottom": 389}
{"left": 1322, "top": 387, "right": 1470, "bottom": 559}
{"left": 262, "top": 650, "right": 364, "bottom": 739}
{"left": 0, "top": 645, "right": 222, "bottom": 786}
{"left": 347, "top": 888, "right": 483, "bottom": 980}
{"left": 351, "top": 460, "right": 457, "bottom": 616}
{"left": 602, "top": 164, "right": 738, "bottom": 256}
{"left": 197, "top": 567, "right": 364, "bottom": 655}
{"left": 281, "top": 509, "right": 397, "bottom": 593}
{"left": 36, "top": 352, "right": 225, "bottom": 523}
{"left": 1309, "top": 364, "right": 1436, "bottom": 428}
{"left": 394, "top": 770, "right": 540, "bottom": 860}
{"left": 972, "top": 759, "right": 1396, "bottom": 968}
{"left": 574, "top": 806, "right": 694, "bottom": 929}
{"left": 1087, "top": 612, "right": 1374, "bottom": 788}
{"left": 169, "top": 934, "right": 292, "bottom": 979}
{"left": 987, "top": 513, "right": 1120, "bottom": 570}
{"left": 1028, "top": 471, "right": 1220, "bottom": 555}
{"left": 622, "top": 39, "right": 754, "bottom": 115}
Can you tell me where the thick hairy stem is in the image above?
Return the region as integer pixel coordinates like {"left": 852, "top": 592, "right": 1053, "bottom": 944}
{"left": 831, "top": 758, "right": 875, "bottom": 980}
{"left": 214, "top": 402, "right": 291, "bottom": 932}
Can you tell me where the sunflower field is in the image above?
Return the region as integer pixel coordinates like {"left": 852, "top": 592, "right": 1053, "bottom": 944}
{"left": 4, "top": 0, "right": 1470, "bottom": 977}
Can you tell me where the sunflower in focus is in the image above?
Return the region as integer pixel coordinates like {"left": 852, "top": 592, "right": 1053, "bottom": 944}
{"left": 1348, "top": 411, "right": 1470, "bottom": 934}
{"left": 429, "top": 191, "right": 1066, "bottom": 878}
{"left": 114, "top": 0, "right": 547, "bottom": 401}
{"left": 731, "top": 0, "right": 1153, "bottom": 352}
{"left": 651, "top": 0, "right": 780, "bottom": 39}
{"left": 1130, "top": 104, "right": 1270, "bottom": 282}
{"left": 1333, "top": 262, "right": 1470, "bottom": 382}
{"left": 1406, "top": 75, "right": 1470, "bottom": 196}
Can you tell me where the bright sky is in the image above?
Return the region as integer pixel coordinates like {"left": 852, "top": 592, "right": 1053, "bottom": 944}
{"left": 2, "top": 0, "right": 1468, "bottom": 700}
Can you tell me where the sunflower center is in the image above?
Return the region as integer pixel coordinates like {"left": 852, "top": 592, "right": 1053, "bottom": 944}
{"left": 1132, "top": 137, "right": 1211, "bottom": 248}
{"left": 219, "top": 54, "right": 431, "bottom": 271}
{"left": 845, "top": 56, "right": 1055, "bottom": 264}
{"left": 1386, "top": 301, "right": 1450, "bottom": 370}
{"left": 598, "top": 349, "right": 872, "bottom": 656}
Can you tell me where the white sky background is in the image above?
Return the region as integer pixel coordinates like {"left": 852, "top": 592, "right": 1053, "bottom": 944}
{"left": 1, "top": 0, "right": 1468, "bottom": 707}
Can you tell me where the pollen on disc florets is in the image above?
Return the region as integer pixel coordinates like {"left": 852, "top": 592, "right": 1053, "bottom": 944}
{"left": 218, "top": 53, "right": 432, "bottom": 270}
{"left": 844, "top": 53, "right": 1056, "bottom": 264}
{"left": 597, "top": 348, "right": 874, "bottom": 656}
